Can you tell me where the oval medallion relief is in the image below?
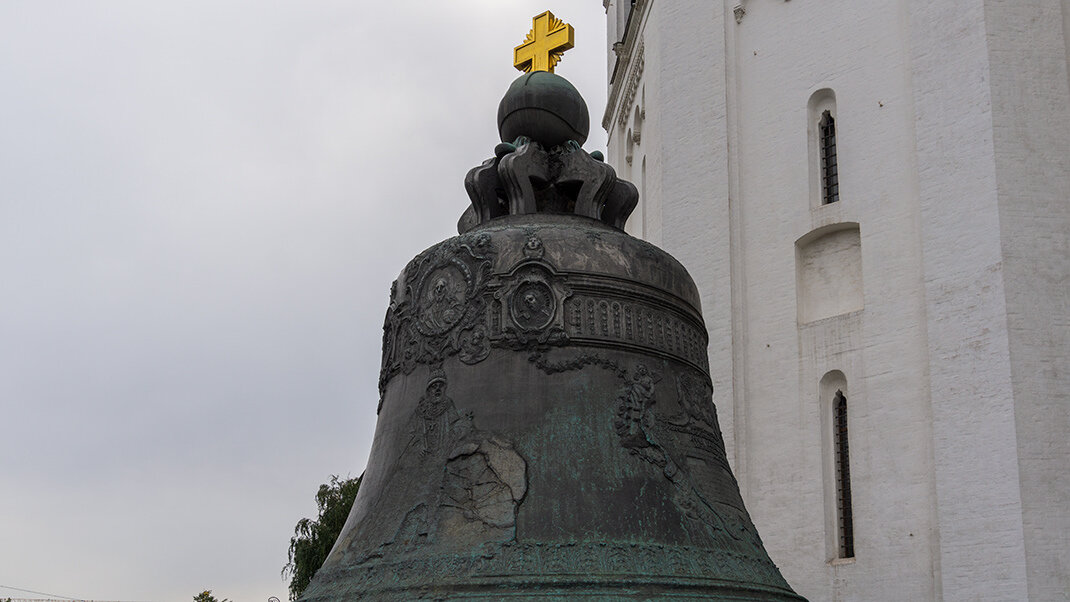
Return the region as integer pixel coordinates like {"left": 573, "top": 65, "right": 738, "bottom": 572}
{"left": 511, "top": 281, "right": 555, "bottom": 331}
{"left": 417, "top": 264, "right": 469, "bottom": 335}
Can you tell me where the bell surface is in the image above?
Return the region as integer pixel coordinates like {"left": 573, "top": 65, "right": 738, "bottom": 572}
{"left": 300, "top": 213, "right": 804, "bottom": 601}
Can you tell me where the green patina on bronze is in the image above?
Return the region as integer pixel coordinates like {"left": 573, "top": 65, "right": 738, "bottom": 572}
{"left": 498, "top": 71, "right": 590, "bottom": 148}
{"left": 300, "top": 66, "right": 806, "bottom": 601}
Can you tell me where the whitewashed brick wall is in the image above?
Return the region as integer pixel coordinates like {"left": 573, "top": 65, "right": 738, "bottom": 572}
{"left": 603, "top": 1, "right": 1070, "bottom": 600}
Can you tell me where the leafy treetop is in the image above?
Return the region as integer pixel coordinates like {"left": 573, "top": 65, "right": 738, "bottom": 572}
{"left": 283, "top": 473, "right": 362, "bottom": 601}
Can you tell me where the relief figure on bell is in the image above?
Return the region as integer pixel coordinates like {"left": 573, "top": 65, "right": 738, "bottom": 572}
{"left": 420, "top": 271, "right": 467, "bottom": 333}
{"left": 616, "top": 363, "right": 660, "bottom": 451}
{"left": 411, "top": 368, "right": 472, "bottom": 456}
{"left": 512, "top": 282, "right": 554, "bottom": 330}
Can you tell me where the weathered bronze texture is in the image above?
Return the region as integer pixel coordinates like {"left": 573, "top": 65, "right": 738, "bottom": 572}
{"left": 498, "top": 72, "right": 590, "bottom": 148}
{"left": 300, "top": 72, "right": 805, "bottom": 601}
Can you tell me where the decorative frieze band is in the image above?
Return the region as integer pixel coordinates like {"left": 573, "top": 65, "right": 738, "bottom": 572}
{"left": 378, "top": 232, "right": 710, "bottom": 410}
{"left": 563, "top": 294, "right": 707, "bottom": 370}
{"left": 616, "top": 42, "right": 645, "bottom": 129}
{"left": 603, "top": 0, "right": 650, "bottom": 131}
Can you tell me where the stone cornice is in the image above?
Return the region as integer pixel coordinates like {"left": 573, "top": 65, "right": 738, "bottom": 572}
{"left": 602, "top": 0, "right": 650, "bottom": 131}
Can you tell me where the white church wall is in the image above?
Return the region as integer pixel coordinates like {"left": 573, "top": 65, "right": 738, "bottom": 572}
{"left": 795, "top": 225, "right": 863, "bottom": 324}
{"left": 910, "top": 1, "right": 1040, "bottom": 599}
{"left": 605, "top": 0, "right": 1070, "bottom": 600}
{"left": 607, "top": 0, "right": 1065, "bottom": 598}
{"left": 727, "top": 1, "right": 936, "bottom": 599}
{"left": 985, "top": 1, "right": 1070, "bottom": 598}
{"left": 607, "top": 3, "right": 654, "bottom": 241}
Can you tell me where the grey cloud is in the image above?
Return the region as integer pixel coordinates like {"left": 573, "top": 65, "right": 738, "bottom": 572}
{"left": 0, "top": 2, "right": 607, "bottom": 600}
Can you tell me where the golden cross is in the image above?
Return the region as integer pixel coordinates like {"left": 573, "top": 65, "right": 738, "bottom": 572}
{"left": 514, "top": 11, "right": 575, "bottom": 73}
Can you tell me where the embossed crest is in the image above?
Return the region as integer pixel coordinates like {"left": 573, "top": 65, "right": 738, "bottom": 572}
{"left": 494, "top": 247, "right": 572, "bottom": 346}
{"left": 511, "top": 281, "right": 555, "bottom": 331}
{"left": 415, "top": 263, "right": 470, "bottom": 336}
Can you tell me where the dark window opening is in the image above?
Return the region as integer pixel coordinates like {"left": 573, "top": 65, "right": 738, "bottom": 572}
{"left": 820, "top": 110, "right": 839, "bottom": 205}
{"left": 833, "top": 389, "right": 854, "bottom": 558}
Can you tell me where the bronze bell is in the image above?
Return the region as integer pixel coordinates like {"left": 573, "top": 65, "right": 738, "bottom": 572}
{"left": 300, "top": 72, "right": 805, "bottom": 601}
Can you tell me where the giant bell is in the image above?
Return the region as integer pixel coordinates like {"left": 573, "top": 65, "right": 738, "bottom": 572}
{"left": 300, "top": 73, "right": 805, "bottom": 601}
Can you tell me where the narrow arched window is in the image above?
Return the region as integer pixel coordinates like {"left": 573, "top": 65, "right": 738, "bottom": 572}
{"left": 832, "top": 389, "right": 854, "bottom": 558}
{"left": 819, "top": 111, "right": 839, "bottom": 205}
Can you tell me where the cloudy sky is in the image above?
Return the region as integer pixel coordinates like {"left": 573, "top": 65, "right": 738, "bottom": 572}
{"left": 0, "top": 2, "right": 609, "bottom": 600}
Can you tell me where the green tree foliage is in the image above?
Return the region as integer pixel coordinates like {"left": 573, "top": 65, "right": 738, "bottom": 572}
{"left": 193, "top": 591, "right": 229, "bottom": 602}
{"left": 284, "top": 474, "right": 362, "bottom": 601}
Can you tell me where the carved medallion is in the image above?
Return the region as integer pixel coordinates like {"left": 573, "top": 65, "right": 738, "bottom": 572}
{"left": 494, "top": 261, "right": 571, "bottom": 347}
{"left": 416, "top": 264, "right": 470, "bottom": 336}
{"left": 511, "top": 281, "right": 555, "bottom": 331}
{"left": 377, "top": 233, "right": 496, "bottom": 411}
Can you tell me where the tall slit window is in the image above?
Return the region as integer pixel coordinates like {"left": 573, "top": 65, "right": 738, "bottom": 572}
{"left": 833, "top": 389, "right": 854, "bottom": 558}
{"left": 819, "top": 110, "right": 839, "bottom": 205}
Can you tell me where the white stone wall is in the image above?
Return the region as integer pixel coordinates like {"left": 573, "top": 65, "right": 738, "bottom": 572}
{"left": 984, "top": 1, "right": 1070, "bottom": 598}
{"left": 603, "top": 1, "right": 1070, "bottom": 600}
{"left": 910, "top": 3, "right": 1033, "bottom": 599}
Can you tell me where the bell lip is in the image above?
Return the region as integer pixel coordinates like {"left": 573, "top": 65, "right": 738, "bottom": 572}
{"left": 302, "top": 573, "right": 806, "bottom": 601}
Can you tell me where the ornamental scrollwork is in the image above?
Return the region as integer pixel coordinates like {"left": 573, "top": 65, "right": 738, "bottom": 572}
{"left": 493, "top": 241, "right": 572, "bottom": 349}
{"left": 612, "top": 363, "right": 758, "bottom": 549}
{"left": 378, "top": 233, "right": 496, "bottom": 412}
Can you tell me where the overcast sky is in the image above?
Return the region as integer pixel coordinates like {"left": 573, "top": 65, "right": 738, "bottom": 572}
{"left": 0, "top": 3, "right": 609, "bottom": 600}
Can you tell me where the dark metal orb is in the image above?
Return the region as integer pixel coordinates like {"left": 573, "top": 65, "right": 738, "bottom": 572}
{"left": 497, "top": 72, "right": 590, "bottom": 147}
